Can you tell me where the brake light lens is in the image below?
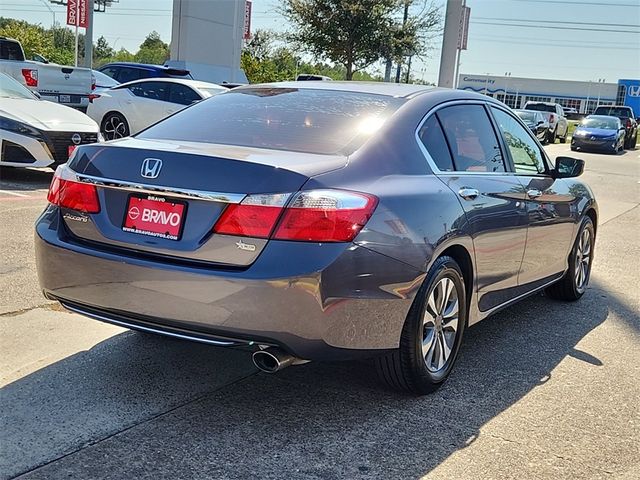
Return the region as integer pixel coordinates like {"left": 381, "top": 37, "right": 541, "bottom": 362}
{"left": 273, "top": 190, "right": 378, "bottom": 242}
{"left": 626, "top": 119, "right": 631, "bottom": 129}
{"left": 47, "top": 167, "right": 100, "bottom": 213}
{"left": 88, "top": 93, "right": 101, "bottom": 103}
{"left": 21, "top": 69, "right": 38, "bottom": 87}
{"left": 214, "top": 193, "right": 290, "bottom": 238}
{"left": 549, "top": 113, "right": 555, "bottom": 123}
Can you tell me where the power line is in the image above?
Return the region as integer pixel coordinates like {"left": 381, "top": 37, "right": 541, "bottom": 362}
{"left": 475, "top": 17, "right": 640, "bottom": 28}
{"left": 471, "top": 21, "right": 640, "bottom": 34}
{"left": 473, "top": 37, "right": 639, "bottom": 51}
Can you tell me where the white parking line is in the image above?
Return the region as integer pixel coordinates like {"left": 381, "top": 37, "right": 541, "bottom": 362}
{"left": 0, "top": 190, "right": 28, "bottom": 197}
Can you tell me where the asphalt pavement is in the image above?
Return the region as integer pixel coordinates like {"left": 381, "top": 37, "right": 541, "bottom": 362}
{"left": 0, "top": 143, "right": 638, "bottom": 479}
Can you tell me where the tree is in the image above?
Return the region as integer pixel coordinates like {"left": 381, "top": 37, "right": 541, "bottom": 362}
{"left": 135, "top": 31, "right": 169, "bottom": 64}
{"left": 281, "top": 0, "right": 397, "bottom": 80}
{"left": 94, "top": 35, "right": 115, "bottom": 60}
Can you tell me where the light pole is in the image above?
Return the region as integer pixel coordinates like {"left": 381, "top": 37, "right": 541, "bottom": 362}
{"left": 596, "top": 78, "right": 605, "bottom": 108}
{"left": 504, "top": 72, "right": 511, "bottom": 105}
{"left": 585, "top": 80, "right": 592, "bottom": 114}
{"left": 484, "top": 73, "right": 491, "bottom": 96}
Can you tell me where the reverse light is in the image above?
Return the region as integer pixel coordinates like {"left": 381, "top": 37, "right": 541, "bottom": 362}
{"left": 47, "top": 166, "right": 100, "bottom": 213}
{"left": 21, "top": 69, "right": 38, "bottom": 87}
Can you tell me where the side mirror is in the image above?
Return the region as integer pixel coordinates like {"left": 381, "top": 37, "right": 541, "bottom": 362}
{"left": 553, "top": 156, "right": 585, "bottom": 179}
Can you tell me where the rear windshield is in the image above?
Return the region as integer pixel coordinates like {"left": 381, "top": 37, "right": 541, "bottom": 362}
{"left": 525, "top": 103, "right": 554, "bottom": 112}
{"left": 594, "top": 106, "right": 632, "bottom": 117}
{"left": 138, "top": 88, "right": 404, "bottom": 155}
{"left": 0, "top": 40, "right": 24, "bottom": 61}
{"left": 582, "top": 117, "right": 619, "bottom": 129}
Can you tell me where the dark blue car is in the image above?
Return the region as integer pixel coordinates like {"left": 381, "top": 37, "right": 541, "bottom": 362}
{"left": 97, "top": 62, "right": 192, "bottom": 84}
{"left": 35, "top": 83, "right": 597, "bottom": 395}
{"left": 571, "top": 115, "right": 625, "bottom": 154}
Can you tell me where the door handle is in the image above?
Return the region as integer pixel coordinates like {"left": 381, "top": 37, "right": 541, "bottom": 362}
{"left": 527, "top": 189, "right": 542, "bottom": 199}
{"left": 458, "top": 188, "right": 479, "bottom": 200}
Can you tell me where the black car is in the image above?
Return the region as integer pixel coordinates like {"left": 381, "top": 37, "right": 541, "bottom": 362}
{"left": 97, "top": 62, "right": 193, "bottom": 84}
{"left": 515, "top": 109, "right": 549, "bottom": 144}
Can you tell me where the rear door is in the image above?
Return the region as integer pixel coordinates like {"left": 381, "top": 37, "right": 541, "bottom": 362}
{"left": 167, "top": 83, "right": 202, "bottom": 113}
{"left": 126, "top": 81, "right": 173, "bottom": 132}
{"left": 489, "top": 105, "right": 575, "bottom": 285}
{"left": 419, "top": 103, "right": 528, "bottom": 312}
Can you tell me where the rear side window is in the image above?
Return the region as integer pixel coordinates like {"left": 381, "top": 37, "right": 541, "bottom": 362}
{"left": 168, "top": 83, "right": 201, "bottom": 105}
{"left": 436, "top": 105, "right": 505, "bottom": 173}
{"left": 129, "top": 81, "right": 170, "bottom": 102}
{"left": 138, "top": 88, "right": 404, "bottom": 155}
{"left": 418, "top": 115, "right": 454, "bottom": 171}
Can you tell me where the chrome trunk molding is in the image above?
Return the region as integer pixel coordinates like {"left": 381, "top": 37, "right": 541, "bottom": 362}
{"left": 75, "top": 172, "right": 246, "bottom": 204}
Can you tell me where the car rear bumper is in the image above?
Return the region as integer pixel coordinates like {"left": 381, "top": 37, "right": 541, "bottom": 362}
{"left": 35, "top": 206, "right": 423, "bottom": 361}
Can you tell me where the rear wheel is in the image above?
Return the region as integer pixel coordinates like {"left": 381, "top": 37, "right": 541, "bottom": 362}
{"left": 375, "top": 256, "right": 467, "bottom": 395}
{"left": 101, "top": 112, "right": 130, "bottom": 140}
{"left": 547, "top": 128, "right": 557, "bottom": 144}
{"left": 546, "top": 217, "right": 594, "bottom": 301}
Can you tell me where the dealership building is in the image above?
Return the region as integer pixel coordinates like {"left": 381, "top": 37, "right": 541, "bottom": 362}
{"left": 457, "top": 74, "right": 640, "bottom": 116}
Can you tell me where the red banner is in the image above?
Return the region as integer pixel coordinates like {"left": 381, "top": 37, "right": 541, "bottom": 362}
{"left": 243, "top": 1, "right": 252, "bottom": 40}
{"left": 67, "top": 0, "right": 88, "bottom": 28}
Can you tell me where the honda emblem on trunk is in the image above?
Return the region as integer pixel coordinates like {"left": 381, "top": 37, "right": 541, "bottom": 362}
{"left": 141, "top": 158, "right": 162, "bottom": 179}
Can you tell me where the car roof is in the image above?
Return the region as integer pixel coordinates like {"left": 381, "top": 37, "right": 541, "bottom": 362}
{"left": 115, "top": 77, "right": 223, "bottom": 90}
{"left": 585, "top": 115, "right": 620, "bottom": 121}
{"left": 238, "top": 81, "right": 438, "bottom": 98}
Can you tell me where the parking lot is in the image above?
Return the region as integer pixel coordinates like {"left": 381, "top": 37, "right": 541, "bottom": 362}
{"left": 1, "top": 143, "right": 638, "bottom": 479}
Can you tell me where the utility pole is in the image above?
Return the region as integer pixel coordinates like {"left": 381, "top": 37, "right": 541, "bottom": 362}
{"left": 405, "top": 54, "right": 413, "bottom": 83}
{"left": 437, "top": 0, "right": 464, "bottom": 88}
{"left": 84, "top": 0, "right": 95, "bottom": 68}
{"left": 395, "top": 0, "right": 410, "bottom": 83}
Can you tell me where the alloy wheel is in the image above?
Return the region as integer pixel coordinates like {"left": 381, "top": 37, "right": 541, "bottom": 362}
{"left": 103, "top": 115, "right": 128, "bottom": 140}
{"left": 422, "top": 277, "right": 459, "bottom": 372}
{"left": 575, "top": 228, "right": 592, "bottom": 292}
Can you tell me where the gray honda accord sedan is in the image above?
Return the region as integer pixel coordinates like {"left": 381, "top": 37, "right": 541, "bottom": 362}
{"left": 35, "top": 82, "right": 597, "bottom": 394}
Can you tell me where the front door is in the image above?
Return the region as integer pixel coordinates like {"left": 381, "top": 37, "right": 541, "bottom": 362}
{"left": 419, "top": 103, "right": 528, "bottom": 312}
{"left": 489, "top": 106, "right": 575, "bottom": 286}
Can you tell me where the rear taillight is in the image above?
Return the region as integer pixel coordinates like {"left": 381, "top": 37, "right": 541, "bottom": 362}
{"left": 626, "top": 118, "right": 632, "bottom": 129}
{"left": 47, "top": 167, "right": 100, "bottom": 213}
{"left": 214, "top": 193, "right": 290, "bottom": 238}
{"left": 21, "top": 69, "right": 38, "bottom": 87}
{"left": 549, "top": 113, "right": 555, "bottom": 123}
{"left": 213, "top": 190, "right": 378, "bottom": 243}
{"left": 88, "top": 93, "right": 101, "bottom": 103}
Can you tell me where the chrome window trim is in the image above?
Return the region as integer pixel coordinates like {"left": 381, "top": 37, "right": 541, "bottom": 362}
{"left": 414, "top": 99, "right": 510, "bottom": 176}
{"left": 415, "top": 99, "right": 556, "bottom": 176}
{"left": 75, "top": 172, "right": 246, "bottom": 204}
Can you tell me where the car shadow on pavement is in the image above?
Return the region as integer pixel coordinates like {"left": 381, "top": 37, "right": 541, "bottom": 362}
{"left": 1, "top": 280, "right": 637, "bottom": 479}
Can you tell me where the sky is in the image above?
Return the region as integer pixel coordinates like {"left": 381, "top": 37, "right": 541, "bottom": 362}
{"left": 4, "top": 0, "right": 640, "bottom": 84}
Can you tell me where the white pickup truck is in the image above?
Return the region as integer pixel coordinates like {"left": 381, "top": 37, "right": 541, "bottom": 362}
{"left": 523, "top": 101, "right": 569, "bottom": 144}
{"left": 0, "top": 37, "right": 93, "bottom": 111}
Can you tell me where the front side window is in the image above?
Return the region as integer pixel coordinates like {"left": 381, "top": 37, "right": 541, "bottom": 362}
{"left": 118, "top": 67, "right": 145, "bottom": 83}
{"left": 436, "top": 105, "right": 505, "bottom": 173}
{"left": 128, "top": 81, "right": 170, "bottom": 102}
{"left": 491, "top": 107, "right": 546, "bottom": 174}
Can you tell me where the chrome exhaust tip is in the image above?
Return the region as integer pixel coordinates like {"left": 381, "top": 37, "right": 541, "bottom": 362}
{"left": 252, "top": 347, "right": 306, "bottom": 373}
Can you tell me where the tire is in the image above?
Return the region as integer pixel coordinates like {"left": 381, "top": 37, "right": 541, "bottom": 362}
{"left": 375, "top": 256, "right": 467, "bottom": 395}
{"left": 631, "top": 133, "right": 637, "bottom": 149}
{"left": 547, "top": 128, "right": 557, "bottom": 144}
{"left": 570, "top": 146, "right": 577, "bottom": 151}
{"left": 545, "top": 217, "right": 595, "bottom": 301}
{"left": 101, "top": 112, "right": 130, "bottom": 140}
